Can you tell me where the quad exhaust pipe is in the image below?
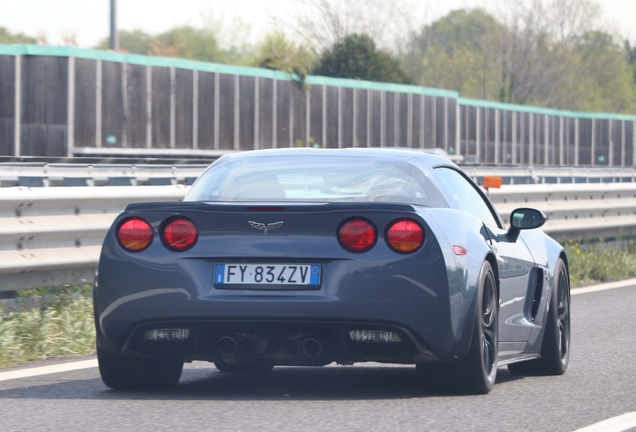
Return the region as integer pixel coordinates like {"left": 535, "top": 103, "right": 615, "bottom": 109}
{"left": 218, "top": 336, "right": 259, "bottom": 355}
{"left": 218, "top": 336, "right": 237, "bottom": 355}
{"left": 220, "top": 335, "right": 323, "bottom": 357}
{"left": 302, "top": 338, "right": 322, "bottom": 357}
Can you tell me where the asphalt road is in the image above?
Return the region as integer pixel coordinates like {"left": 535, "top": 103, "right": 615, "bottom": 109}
{"left": 1, "top": 285, "right": 635, "bottom": 432}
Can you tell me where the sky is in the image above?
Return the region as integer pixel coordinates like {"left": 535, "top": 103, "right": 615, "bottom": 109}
{"left": 0, "top": 0, "right": 634, "bottom": 48}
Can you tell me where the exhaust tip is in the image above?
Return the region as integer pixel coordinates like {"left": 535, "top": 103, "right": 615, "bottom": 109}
{"left": 218, "top": 336, "right": 237, "bottom": 355}
{"left": 282, "top": 338, "right": 301, "bottom": 356}
{"left": 238, "top": 337, "right": 257, "bottom": 355}
{"left": 302, "top": 338, "right": 322, "bottom": 357}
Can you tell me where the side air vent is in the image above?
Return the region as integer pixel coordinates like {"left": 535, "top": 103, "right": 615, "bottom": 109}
{"left": 530, "top": 268, "right": 544, "bottom": 321}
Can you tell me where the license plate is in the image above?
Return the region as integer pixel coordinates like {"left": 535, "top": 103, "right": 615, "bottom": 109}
{"left": 214, "top": 264, "right": 321, "bottom": 286}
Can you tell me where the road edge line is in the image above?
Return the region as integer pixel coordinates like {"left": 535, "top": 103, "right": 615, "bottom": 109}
{"left": 0, "top": 359, "right": 98, "bottom": 382}
{"left": 571, "top": 412, "right": 636, "bottom": 432}
{"left": 571, "top": 277, "right": 636, "bottom": 296}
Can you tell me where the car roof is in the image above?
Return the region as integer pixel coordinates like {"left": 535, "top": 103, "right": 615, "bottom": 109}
{"left": 222, "top": 148, "right": 458, "bottom": 169}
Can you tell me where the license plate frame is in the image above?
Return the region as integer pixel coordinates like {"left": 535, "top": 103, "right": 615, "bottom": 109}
{"left": 214, "top": 263, "right": 321, "bottom": 289}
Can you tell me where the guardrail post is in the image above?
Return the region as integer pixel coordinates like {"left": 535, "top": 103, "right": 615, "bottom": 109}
{"left": 591, "top": 118, "right": 596, "bottom": 166}
{"left": 234, "top": 74, "right": 239, "bottom": 150}
{"left": 96, "top": 59, "right": 102, "bottom": 148}
{"left": 67, "top": 57, "right": 75, "bottom": 158}
{"left": 444, "top": 97, "right": 449, "bottom": 151}
{"left": 214, "top": 73, "right": 220, "bottom": 150}
{"left": 419, "top": 93, "right": 424, "bottom": 148}
{"left": 380, "top": 91, "right": 386, "bottom": 147}
{"left": 193, "top": 70, "right": 198, "bottom": 150}
{"left": 170, "top": 67, "right": 176, "bottom": 149}
{"left": 352, "top": 88, "right": 357, "bottom": 147}
{"left": 254, "top": 76, "right": 259, "bottom": 150}
{"left": 14, "top": 55, "right": 21, "bottom": 157}
{"left": 321, "top": 84, "right": 325, "bottom": 148}
{"left": 494, "top": 109, "right": 500, "bottom": 164}
{"left": 559, "top": 116, "right": 564, "bottom": 166}
{"left": 608, "top": 119, "right": 613, "bottom": 167}
{"left": 621, "top": 120, "right": 625, "bottom": 167}
{"left": 544, "top": 114, "right": 549, "bottom": 166}
{"left": 146, "top": 65, "right": 152, "bottom": 149}
{"left": 407, "top": 93, "right": 412, "bottom": 148}
{"left": 306, "top": 87, "right": 311, "bottom": 147}
{"left": 338, "top": 86, "right": 342, "bottom": 148}
{"left": 475, "top": 107, "right": 480, "bottom": 162}
{"left": 396, "top": 93, "right": 400, "bottom": 146}
{"left": 574, "top": 118, "right": 579, "bottom": 166}
{"left": 122, "top": 62, "right": 128, "bottom": 148}
{"left": 529, "top": 113, "right": 534, "bottom": 165}
{"left": 368, "top": 89, "right": 372, "bottom": 147}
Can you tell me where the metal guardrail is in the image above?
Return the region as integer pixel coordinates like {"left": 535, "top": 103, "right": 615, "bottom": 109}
{"left": 0, "top": 163, "right": 208, "bottom": 187}
{"left": 0, "top": 182, "right": 634, "bottom": 293}
{"left": 2, "top": 162, "right": 635, "bottom": 188}
{"left": 0, "top": 186, "right": 188, "bottom": 293}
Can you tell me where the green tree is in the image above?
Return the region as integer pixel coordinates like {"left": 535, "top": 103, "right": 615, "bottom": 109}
{"left": 561, "top": 31, "right": 636, "bottom": 113}
{"left": 150, "top": 26, "right": 222, "bottom": 62}
{"left": 251, "top": 32, "right": 316, "bottom": 89}
{"left": 404, "top": 9, "right": 502, "bottom": 100}
{"left": 625, "top": 40, "right": 636, "bottom": 85}
{"left": 95, "top": 30, "right": 154, "bottom": 54}
{"left": 313, "top": 33, "right": 411, "bottom": 84}
{"left": 0, "top": 27, "right": 37, "bottom": 44}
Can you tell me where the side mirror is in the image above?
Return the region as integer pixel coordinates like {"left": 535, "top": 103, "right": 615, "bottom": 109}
{"left": 507, "top": 208, "right": 547, "bottom": 242}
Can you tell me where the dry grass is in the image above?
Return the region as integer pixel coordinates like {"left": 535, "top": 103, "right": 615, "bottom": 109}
{"left": 0, "top": 285, "right": 95, "bottom": 368}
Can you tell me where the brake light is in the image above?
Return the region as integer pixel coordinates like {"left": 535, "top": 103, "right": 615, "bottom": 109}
{"left": 162, "top": 218, "right": 198, "bottom": 251}
{"left": 386, "top": 219, "right": 424, "bottom": 253}
{"left": 339, "top": 219, "right": 377, "bottom": 252}
{"left": 117, "top": 217, "right": 153, "bottom": 252}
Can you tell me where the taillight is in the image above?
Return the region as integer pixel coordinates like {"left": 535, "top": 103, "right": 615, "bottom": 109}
{"left": 386, "top": 219, "right": 424, "bottom": 253}
{"left": 162, "top": 217, "right": 198, "bottom": 251}
{"left": 117, "top": 217, "right": 153, "bottom": 252}
{"left": 338, "top": 219, "right": 377, "bottom": 252}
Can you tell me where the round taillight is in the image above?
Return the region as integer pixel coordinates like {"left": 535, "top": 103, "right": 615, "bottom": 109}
{"left": 162, "top": 218, "right": 198, "bottom": 251}
{"left": 386, "top": 219, "right": 424, "bottom": 253}
{"left": 338, "top": 219, "right": 377, "bottom": 252}
{"left": 117, "top": 217, "right": 153, "bottom": 252}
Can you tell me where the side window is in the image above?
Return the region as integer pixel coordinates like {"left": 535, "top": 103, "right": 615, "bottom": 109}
{"left": 434, "top": 167, "right": 500, "bottom": 228}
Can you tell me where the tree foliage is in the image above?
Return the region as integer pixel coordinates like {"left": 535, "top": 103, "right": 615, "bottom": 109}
{"left": 250, "top": 32, "right": 316, "bottom": 89}
{"left": 313, "top": 33, "right": 411, "bottom": 84}
{"left": 404, "top": 0, "right": 636, "bottom": 114}
{"left": 0, "top": 27, "right": 37, "bottom": 44}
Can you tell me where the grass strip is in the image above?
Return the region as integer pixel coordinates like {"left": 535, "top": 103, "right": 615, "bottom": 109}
{"left": 0, "top": 285, "right": 95, "bottom": 368}
{"left": 565, "top": 241, "right": 636, "bottom": 287}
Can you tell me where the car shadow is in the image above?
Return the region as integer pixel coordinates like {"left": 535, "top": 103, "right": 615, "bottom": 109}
{"left": 0, "top": 365, "right": 525, "bottom": 401}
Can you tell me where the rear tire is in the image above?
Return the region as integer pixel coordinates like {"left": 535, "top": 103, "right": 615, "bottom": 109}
{"left": 508, "top": 258, "right": 570, "bottom": 376}
{"left": 418, "top": 261, "right": 498, "bottom": 394}
{"left": 214, "top": 361, "right": 274, "bottom": 373}
{"left": 97, "top": 346, "right": 183, "bottom": 391}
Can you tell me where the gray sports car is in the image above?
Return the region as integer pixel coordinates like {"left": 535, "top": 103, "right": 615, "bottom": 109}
{"left": 94, "top": 148, "right": 570, "bottom": 394}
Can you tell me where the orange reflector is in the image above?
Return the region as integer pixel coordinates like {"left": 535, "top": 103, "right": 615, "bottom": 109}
{"left": 483, "top": 176, "right": 502, "bottom": 189}
{"left": 453, "top": 245, "right": 468, "bottom": 256}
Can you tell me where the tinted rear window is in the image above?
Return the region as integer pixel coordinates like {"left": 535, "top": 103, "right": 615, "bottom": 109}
{"left": 185, "top": 156, "right": 447, "bottom": 207}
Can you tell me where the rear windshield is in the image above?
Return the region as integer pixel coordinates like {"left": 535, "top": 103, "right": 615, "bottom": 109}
{"left": 185, "top": 156, "right": 447, "bottom": 207}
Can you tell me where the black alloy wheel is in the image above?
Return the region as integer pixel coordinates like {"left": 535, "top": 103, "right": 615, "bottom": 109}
{"left": 417, "top": 261, "right": 498, "bottom": 394}
{"left": 508, "top": 258, "right": 570, "bottom": 376}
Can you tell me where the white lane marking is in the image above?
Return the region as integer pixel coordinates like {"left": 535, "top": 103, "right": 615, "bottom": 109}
{"left": 572, "top": 412, "right": 636, "bottom": 432}
{"left": 0, "top": 359, "right": 98, "bottom": 382}
{"left": 572, "top": 277, "right": 636, "bottom": 296}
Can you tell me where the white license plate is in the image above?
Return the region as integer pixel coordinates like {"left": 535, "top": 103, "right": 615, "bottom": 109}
{"left": 214, "top": 264, "right": 321, "bottom": 286}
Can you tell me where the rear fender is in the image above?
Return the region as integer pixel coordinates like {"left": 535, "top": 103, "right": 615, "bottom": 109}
{"left": 419, "top": 208, "right": 493, "bottom": 359}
